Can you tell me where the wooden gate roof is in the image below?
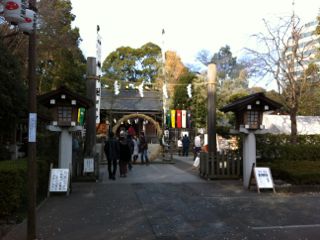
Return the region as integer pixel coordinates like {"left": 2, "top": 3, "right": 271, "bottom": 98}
{"left": 100, "top": 89, "right": 163, "bottom": 113}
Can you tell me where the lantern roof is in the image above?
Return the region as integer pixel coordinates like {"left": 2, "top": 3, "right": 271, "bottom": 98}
{"left": 220, "top": 92, "right": 282, "bottom": 113}
{"left": 38, "top": 86, "right": 93, "bottom": 109}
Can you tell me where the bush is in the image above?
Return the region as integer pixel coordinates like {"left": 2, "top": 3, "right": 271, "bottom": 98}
{"left": 0, "top": 145, "right": 11, "bottom": 161}
{"left": 257, "top": 134, "right": 320, "bottom": 162}
{"left": 0, "top": 160, "right": 26, "bottom": 221}
{"left": 0, "top": 155, "right": 51, "bottom": 222}
{"left": 266, "top": 160, "right": 320, "bottom": 185}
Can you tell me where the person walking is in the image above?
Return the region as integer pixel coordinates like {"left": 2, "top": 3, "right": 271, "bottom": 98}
{"left": 118, "top": 131, "right": 131, "bottom": 177}
{"left": 182, "top": 134, "right": 190, "bottom": 157}
{"left": 127, "top": 134, "right": 134, "bottom": 170}
{"left": 139, "top": 131, "right": 149, "bottom": 165}
{"left": 128, "top": 125, "right": 136, "bottom": 137}
{"left": 177, "top": 137, "right": 183, "bottom": 156}
{"left": 104, "top": 131, "right": 119, "bottom": 180}
{"left": 194, "top": 135, "right": 202, "bottom": 159}
{"left": 132, "top": 135, "right": 139, "bottom": 164}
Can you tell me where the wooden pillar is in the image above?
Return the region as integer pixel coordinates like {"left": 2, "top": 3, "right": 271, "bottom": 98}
{"left": 85, "top": 57, "right": 97, "bottom": 157}
{"left": 207, "top": 64, "right": 217, "bottom": 155}
{"left": 27, "top": 1, "right": 37, "bottom": 238}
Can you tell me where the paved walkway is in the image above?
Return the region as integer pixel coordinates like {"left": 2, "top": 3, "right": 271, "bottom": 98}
{"left": 4, "top": 155, "right": 320, "bottom": 240}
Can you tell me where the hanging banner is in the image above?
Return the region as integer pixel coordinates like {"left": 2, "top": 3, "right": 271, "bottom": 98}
{"left": 187, "top": 110, "right": 192, "bottom": 128}
{"left": 176, "top": 110, "right": 182, "bottom": 128}
{"left": 166, "top": 112, "right": 171, "bottom": 128}
{"left": 181, "top": 110, "right": 187, "bottom": 128}
{"left": 171, "top": 110, "right": 176, "bottom": 128}
{"left": 96, "top": 26, "right": 102, "bottom": 124}
{"left": 78, "top": 108, "right": 85, "bottom": 125}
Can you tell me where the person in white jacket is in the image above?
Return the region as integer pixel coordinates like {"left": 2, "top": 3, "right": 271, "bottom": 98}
{"left": 132, "top": 135, "right": 139, "bottom": 164}
{"left": 194, "top": 135, "right": 201, "bottom": 158}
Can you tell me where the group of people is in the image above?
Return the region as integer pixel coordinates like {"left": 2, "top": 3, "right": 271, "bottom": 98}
{"left": 177, "top": 134, "right": 191, "bottom": 156}
{"left": 177, "top": 134, "right": 202, "bottom": 158}
{"left": 104, "top": 129, "right": 149, "bottom": 180}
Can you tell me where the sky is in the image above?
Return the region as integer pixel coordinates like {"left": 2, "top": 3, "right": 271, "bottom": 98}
{"left": 70, "top": 0, "right": 319, "bottom": 89}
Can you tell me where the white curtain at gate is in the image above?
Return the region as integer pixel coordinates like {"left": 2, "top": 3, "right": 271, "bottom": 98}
{"left": 182, "top": 110, "right": 187, "bottom": 128}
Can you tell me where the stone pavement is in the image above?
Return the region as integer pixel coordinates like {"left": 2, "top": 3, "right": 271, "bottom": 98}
{"left": 4, "top": 155, "right": 320, "bottom": 240}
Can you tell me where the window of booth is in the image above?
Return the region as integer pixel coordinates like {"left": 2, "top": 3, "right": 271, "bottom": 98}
{"left": 58, "top": 106, "right": 72, "bottom": 125}
{"left": 247, "top": 110, "right": 260, "bottom": 129}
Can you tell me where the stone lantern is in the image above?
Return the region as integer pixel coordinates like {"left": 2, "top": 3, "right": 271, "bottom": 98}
{"left": 38, "top": 86, "right": 93, "bottom": 171}
{"left": 220, "top": 92, "right": 282, "bottom": 187}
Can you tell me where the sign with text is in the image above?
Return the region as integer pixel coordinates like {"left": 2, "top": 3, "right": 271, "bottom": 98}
{"left": 49, "top": 168, "right": 69, "bottom": 192}
{"left": 84, "top": 158, "right": 94, "bottom": 173}
{"left": 254, "top": 167, "right": 274, "bottom": 189}
{"left": 28, "top": 113, "right": 37, "bottom": 142}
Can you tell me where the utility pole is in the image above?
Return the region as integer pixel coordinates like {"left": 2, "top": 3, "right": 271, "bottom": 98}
{"left": 27, "top": 0, "right": 37, "bottom": 239}
{"left": 207, "top": 64, "right": 217, "bottom": 155}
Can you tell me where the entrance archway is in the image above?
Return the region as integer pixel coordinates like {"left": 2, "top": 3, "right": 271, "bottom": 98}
{"left": 112, "top": 113, "right": 162, "bottom": 137}
{"left": 112, "top": 113, "right": 162, "bottom": 160}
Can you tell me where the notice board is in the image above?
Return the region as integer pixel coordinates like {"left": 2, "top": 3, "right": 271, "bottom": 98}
{"left": 254, "top": 167, "right": 275, "bottom": 193}
{"left": 83, "top": 158, "right": 94, "bottom": 173}
{"left": 49, "top": 168, "right": 70, "bottom": 193}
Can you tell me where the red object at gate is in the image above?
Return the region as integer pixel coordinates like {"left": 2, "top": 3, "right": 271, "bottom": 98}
{"left": 176, "top": 110, "right": 182, "bottom": 128}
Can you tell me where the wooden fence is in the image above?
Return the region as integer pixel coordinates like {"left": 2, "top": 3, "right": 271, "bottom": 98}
{"left": 199, "top": 151, "right": 241, "bottom": 179}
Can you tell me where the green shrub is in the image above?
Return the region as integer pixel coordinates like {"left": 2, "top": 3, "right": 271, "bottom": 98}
{"left": 0, "top": 145, "right": 11, "bottom": 161}
{"left": 267, "top": 161, "right": 320, "bottom": 185}
{"left": 257, "top": 134, "right": 320, "bottom": 161}
{"left": 0, "top": 160, "right": 27, "bottom": 221}
{"left": 0, "top": 155, "right": 51, "bottom": 222}
{"left": 0, "top": 130, "right": 60, "bottom": 221}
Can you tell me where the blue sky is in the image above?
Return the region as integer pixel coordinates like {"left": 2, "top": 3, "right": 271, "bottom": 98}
{"left": 71, "top": 0, "right": 319, "bottom": 89}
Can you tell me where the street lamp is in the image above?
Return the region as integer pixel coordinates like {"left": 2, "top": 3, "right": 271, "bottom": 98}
{"left": 1, "top": 0, "right": 37, "bottom": 239}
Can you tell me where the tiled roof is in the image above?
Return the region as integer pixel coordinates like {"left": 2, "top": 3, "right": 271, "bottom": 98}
{"left": 220, "top": 92, "right": 282, "bottom": 113}
{"left": 38, "top": 86, "right": 93, "bottom": 108}
{"left": 100, "top": 89, "right": 163, "bottom": 112}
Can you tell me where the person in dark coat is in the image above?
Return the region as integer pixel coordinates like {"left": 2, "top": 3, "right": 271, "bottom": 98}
{"left": 127, "top": 134, "right": 134, "bottom": 170}
{"left": 104, "top": 131, "right": 119, "bottom": 180}
{"left": 118, "top": 131, "right": 131, "bottom": 177}
{"left": 182, "top": 134, "right": 190, "bottom": 157}
{"left": 139, "top": 131, "right": 149, "bottom": 165}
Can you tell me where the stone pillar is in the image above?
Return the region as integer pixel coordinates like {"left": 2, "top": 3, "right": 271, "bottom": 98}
{"left": 243, "top": 131, "right": 256, "bottom": 187}
{"left": 59, "top": 129, "right": 72, "bottom": 169}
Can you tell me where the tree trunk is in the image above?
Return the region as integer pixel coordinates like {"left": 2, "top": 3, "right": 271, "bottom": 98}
{"left": 290, "top": 110, "right": 298, "bottom": 144}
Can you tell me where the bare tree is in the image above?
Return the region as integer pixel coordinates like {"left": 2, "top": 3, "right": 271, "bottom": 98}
{"left": 246, "top": 15, "right": 320, "bottom": 144}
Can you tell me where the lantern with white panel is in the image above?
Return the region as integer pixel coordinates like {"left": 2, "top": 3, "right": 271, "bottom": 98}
{"left": 38, "top": 86, "right": 93, "bottom": 173}
{"left": 220, "top": 92, "right": 282, "bottom": 188}
{"left": 3, "top": 0, "right": 26, "bottom": 23}
{"left": 18, "top": 8, "right": 36, "bottom": 34}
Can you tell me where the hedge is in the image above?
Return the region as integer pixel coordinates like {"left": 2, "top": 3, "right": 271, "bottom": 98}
{"left": 0, "top": 160, "right": 27, "bottom": 221}
{"left": 256, "top": 134, "right": 320, "bottom": 161}
{"left": 0, "top": 133, "right": 57, "bottom": 222}
{"left": 266, "top": 160, "right": 320, "bottom": 185}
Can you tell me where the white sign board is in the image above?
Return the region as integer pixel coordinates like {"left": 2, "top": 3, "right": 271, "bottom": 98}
{"left": 49, "top": 168, "right": 70, "bottom": 192}
{"left": 84, "top": 158, "right": 94, "bottom": 173}
{"left": 28, "top": 113, "right": 37, "bottom": 142}
{"left": 254, "top": 167, "right": 274, "bottom": 189}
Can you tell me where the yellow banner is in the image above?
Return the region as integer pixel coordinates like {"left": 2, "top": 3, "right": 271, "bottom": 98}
{"left": 171, "top": 110, "right": 176, "bottom": 128}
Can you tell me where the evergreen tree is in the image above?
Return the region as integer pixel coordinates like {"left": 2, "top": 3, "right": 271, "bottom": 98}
{"left": 0, "top": 41, "right": 27, "bottom": 143}
{"left": 37, "top": 0, "right": 86, "bottom": 94}
{"left": 102, "top": 42, "right": 162, "bottom": 84}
